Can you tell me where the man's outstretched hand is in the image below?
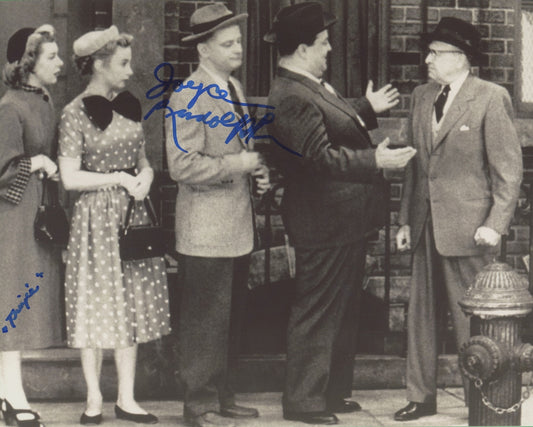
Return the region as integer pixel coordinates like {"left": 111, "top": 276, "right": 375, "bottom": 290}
{"left": 366, "top": 81, "right": 400, "bottom": 113}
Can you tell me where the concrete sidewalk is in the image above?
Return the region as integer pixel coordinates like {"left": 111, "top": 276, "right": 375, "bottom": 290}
{"left": 26, "top": 387, "right": 533, "bottom": 426}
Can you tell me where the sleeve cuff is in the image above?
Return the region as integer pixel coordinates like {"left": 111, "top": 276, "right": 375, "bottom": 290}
{"left": 2, "top": 157, "right": 31, "bottom": 205}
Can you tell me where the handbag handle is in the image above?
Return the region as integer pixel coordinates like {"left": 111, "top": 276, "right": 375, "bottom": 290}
{"left": 41, "top": 178, "right": 60, "bottom": 206}
{"left": 123, "top": 196, "right": 160, "bottom": 230}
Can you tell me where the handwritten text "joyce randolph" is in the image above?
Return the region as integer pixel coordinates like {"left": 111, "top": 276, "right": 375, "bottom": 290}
{"left": 143, "top": 63, "right": 302, "bottom": 157}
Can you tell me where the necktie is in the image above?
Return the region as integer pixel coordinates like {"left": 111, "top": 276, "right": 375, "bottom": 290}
{"left": 82, "top": 91, "right": 142, "bottom": 130}
{"left": 320, "top": 79, "right": 337, "bottom": 97}
{"left": 227, "top": 80, "right": 245, "bottom": 119}
{"left": 434, "top": 85, "right": 450, "bottom": 123}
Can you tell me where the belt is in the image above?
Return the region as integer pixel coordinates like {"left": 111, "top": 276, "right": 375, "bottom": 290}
{"left": 109, "top": 167, "right": 136, "bottom": 176}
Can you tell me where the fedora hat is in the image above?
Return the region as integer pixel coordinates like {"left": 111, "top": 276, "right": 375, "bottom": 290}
{"left": 263, "top": 2, "right": 337, "bottom": 45}
{"left": 181, "top": 3, "right": 247, "bottom": 43}
{"left": 421, "top": 17, "right": 483, "bottom": 60}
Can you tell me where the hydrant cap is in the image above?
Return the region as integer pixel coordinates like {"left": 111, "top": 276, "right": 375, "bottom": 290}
{"left": 459, "top": 262, "right": 533, "bottom": 318}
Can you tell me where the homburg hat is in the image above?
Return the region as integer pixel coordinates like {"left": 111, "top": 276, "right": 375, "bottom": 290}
{"left": 421, "top": 17, "right": 484, "bottom": 61}
{"left": 263, "top": 2, "right": 337, "bottom": 46}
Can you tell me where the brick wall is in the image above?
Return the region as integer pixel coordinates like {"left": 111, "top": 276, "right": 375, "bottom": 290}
{"left": 159, "top": 0, "right": 530, "bottom": 353}
{"left": 160, "top": 0, "right": 229, "bottom": 234}
{"left": 390, "top": 0, "right": 515, "bottom": 116}
{"left": 164, "top": 0, "right": 227, "bottom": 83}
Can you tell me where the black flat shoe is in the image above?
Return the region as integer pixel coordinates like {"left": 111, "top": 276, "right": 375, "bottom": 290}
{"left": 327, "top": 399, "right": 362, "bottom": 413}
{"left": 283, "top": 411, "right": 339, "bottom": 425}
{"left": 114, "top": 405, "right": 158, "bottom": 424}
{"left": 393, "top": 401, "right": 437, "bottom": 421}
{"left": 80, "top": 412, "right": 102, "bottom": 425}
{"left": 2, "top": 400, "right": 43, "bottom": 427}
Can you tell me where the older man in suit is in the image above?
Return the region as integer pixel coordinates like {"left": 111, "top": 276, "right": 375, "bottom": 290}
{"left": 393, "top": 17, "right": 522, "bottom": 422}
{"left": 165, "top": 4, "right": 270, "bottom": 427}
{"left": 265, "top": 3, "right": 416, "bottom": 424}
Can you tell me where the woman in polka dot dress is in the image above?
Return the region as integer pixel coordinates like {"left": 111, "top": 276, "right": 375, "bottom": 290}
{"left": 58, "top": 26, "right": 170, "bottom": 425}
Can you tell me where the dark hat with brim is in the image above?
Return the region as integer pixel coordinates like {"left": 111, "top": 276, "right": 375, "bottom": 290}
{"left": 181, "top": 3, "right": 247, "bottom": 44}
{"left": 263, "top": 2, "right": 337, "bottom": 45}
{"left": 421, "top": 17, "right": 484, "bottom": 60}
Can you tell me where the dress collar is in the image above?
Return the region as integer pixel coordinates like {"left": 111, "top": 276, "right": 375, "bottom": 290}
{"left": 20, "top": 84, "right": 49, "bottom": 102}
{"left": 278, "top": 60, "right": 322, "bottom": 86}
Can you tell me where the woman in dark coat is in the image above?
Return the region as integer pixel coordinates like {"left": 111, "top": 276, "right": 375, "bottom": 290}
{"left": 0, "top": 25, "right": 64, "bottom": 427}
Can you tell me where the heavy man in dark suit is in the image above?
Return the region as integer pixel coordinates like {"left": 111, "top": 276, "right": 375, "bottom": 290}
{"left": 265, "top": 3, "right": 417, "bottom": 425}
{"left": 165, "top": 4, "right": 270, "bottom": 427}
{"left": 394, "top": 18, "right": 522, "bottom": 422}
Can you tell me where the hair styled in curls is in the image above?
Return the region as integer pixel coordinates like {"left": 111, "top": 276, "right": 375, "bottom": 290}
{"left": 3, "top": 26, "right": 56, "bottom": 89}
{"left": 74, "top": 33, "right": 133, "bottom": 76}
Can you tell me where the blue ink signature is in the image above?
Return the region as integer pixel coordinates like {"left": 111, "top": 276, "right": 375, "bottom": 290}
{"left": 2, "top": 273, "right": 42, "bottom": 333}
{"left": 143, "top": 63, "right": 302, "bottom": 157}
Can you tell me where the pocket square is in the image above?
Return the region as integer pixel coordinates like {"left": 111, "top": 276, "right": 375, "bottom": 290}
{"left": 459, "top": 125, "right": 470, "bottom": 131}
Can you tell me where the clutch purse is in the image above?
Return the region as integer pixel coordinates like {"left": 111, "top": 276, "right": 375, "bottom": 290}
{"left": 34, "top": 178, "right": 70, "bottom": 247}
{"left": 119, "top": 196, "right": 167, "bottom": 261}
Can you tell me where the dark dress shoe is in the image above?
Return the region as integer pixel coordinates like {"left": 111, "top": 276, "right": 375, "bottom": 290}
{"left": 184, "top": 411, "right": 236, "bottom": 427}
{"left": 114, "top": 405, "right": 158, "bottom": 424}
{"left": 327, "top": 399, "right": 362, "bottom": 413}
{"left": 394, "top": 401, "right": 436, "bottom": 421}
{"left": 283, "top": 411, "right": 339, "bottom": 425}
{"left": 80, "top": 412, "right": 102, "bottom": 425}
{"left": 220, "top": 404, "right": 259, "bottom": 418}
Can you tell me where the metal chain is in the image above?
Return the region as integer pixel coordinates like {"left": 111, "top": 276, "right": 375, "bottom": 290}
{"left": 473, "top": 372, "right": 533, "bottom": 414}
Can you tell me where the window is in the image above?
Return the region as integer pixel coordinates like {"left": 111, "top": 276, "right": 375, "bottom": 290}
{"left": 233, "top": 0, "right": 389, "bottom": 99}
{"left": 516, "top": 1, "right": 533, "bottom": 113}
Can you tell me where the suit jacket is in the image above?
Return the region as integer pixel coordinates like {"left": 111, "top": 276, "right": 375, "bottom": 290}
{"left": 398, "top": 75, "right": 522, "bottom": 256}
{"left": 165, "top": 66, "right": 253, "bottom": 257}
{"left": 267, "top": 67, "right": 387, "bottom": 249}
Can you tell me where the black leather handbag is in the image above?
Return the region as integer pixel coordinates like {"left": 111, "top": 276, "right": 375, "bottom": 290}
{"left": 119, "top": 196, "right": 166, "bottom": 261}
{"left": 34, "top": 179, "right": 70, "bottom": 247}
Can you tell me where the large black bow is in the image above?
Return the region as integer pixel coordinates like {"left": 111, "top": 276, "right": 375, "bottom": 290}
{"left": 82, "top": 91, "right": 142, "bottom": 131}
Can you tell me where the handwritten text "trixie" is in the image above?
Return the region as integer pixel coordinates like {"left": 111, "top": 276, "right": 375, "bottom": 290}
{"left": 2, "top": 273, "right": 42, "bottom": 333}
{"left": 143, "top": 63, "right": 302, "bottom": 157}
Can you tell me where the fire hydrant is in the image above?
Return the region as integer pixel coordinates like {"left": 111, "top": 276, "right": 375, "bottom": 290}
{"left": 459, "top": 262, "right": 533, "bottom": 426}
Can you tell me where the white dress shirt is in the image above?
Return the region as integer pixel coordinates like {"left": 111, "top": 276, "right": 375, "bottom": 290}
{"left": 432, "top": 70, "right": 470, "bottom": 134}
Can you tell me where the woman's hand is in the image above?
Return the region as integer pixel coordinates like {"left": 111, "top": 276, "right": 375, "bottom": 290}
{"left": 127, "top": 168, "right": 153, "bottom": 201}
{"left": 117, "top": 171, "right": 138, "bottom": 195}
{"left": 31, "top": 154, "right": 58, "bottom": 177}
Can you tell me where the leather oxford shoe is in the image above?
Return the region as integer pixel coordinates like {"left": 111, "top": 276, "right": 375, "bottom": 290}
{"left": 327, "top": 399, "right": 362, "bottom": 413}
{"left": 220, "top": 404, "right": 259, "bottom": 419}
{"left": 185, "top": 411, "right": 236, "bottom": 427}
{"left": 394, "top": 401, "right": 436, "bottom": 421}
{"left": 284, "top": 411, "right": 339, "bottom": 425}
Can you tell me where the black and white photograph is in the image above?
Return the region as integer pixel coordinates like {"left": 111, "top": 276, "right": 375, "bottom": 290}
{"left": 0, "top": 0, "right": 532, "bottom": 426}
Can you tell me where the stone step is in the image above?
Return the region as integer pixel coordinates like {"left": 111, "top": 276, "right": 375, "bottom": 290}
{"left": 21, "top": 348, "right": 463, "bottom": 400}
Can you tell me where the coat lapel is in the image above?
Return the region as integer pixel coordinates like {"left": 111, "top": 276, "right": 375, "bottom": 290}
{"left": 432, "top": 74, "right": 476, "bottom": 150}
{"left": 193, "top": 68, "right": 249, "bottom": 150}
{"left": 229, "top": 75, "right": 252, "bottom": 150}
{"left": 278, "top": 68, "right": 368, "bottom": 137}
{"left": 419, "top": 83, "right": 440, "bottom": 169}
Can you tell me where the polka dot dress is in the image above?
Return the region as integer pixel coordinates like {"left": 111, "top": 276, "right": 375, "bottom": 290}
{"left": 59, "top": 92, "right": 171, "bottom": 349}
